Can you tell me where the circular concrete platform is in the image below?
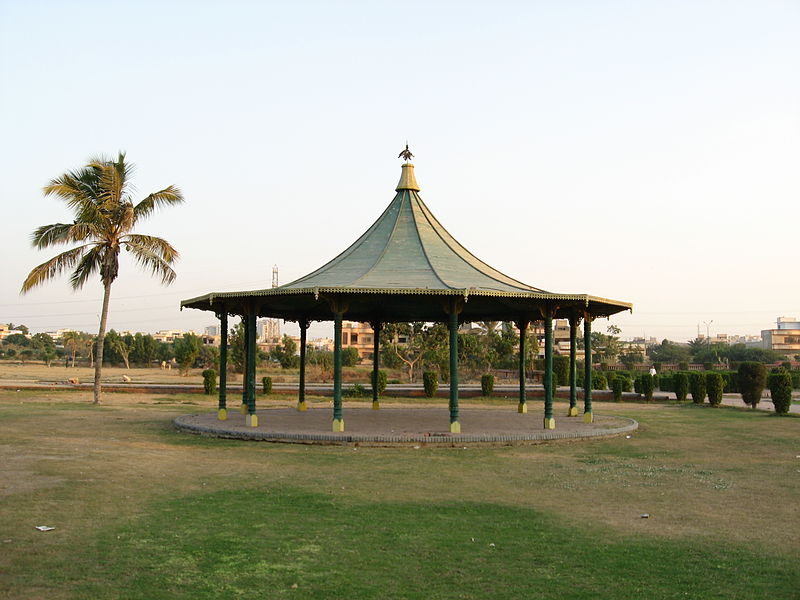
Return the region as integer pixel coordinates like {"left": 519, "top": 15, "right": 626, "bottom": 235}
{"left": 174, "top": 406, "right": 638, "bottom": 447}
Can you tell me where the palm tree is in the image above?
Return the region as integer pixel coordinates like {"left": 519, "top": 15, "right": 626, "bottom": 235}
{"left": 21, "top": 153, "right": 184, "bottom": 403}
{"left": 61, "top": 330, "right": 81, "bottom": 367}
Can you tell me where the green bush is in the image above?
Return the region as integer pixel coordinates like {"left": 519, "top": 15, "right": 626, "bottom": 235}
{"left": 706, "top": 372, "right": 724, "bottom": 407}
{"left": 372, "top": 369, "right": 387, "bottom": 396}
{"left": 652, "top": 362, "right": 662, "bottom": 372}
{"left": 341, "top": 347, "right": 361, "bottom": 367}
{"left": 738, "top": 362, "right": 767, "bottom": 408}
{"left": 481, "top": 373, "right": 494, "bottom": 396}
{"left": 768, "top": 369, "right": 793, "bottom": 415}
{"left": 658, "top": 373, "right": 674, "bottom": 393}
{"left": 261, "top": 376, "right": 272, "bottom": 395}
{"left": 673, "top": 372, "right": 689, "bottom": 402}
{"left": 423, "top": 371, "right": 438, "bottom": 398}
{"left": 678, "top": 361, "right": 689, "bottom": 371}
{"left": 640, "top": 374, "right": 654, "bottom": 401}
{"left": 553, "top": 356, "right": 569, "bottom": 386}
{"left": 633, "top": 376, "right": 642, "bottom": 394}
{"left": 689, "top": 372, "right": 706, "bottom": 404}
{"left": 611, "top": 376, "right": 623, "bottom": 402}
{"left": 703, "top": 362, "right": 713, "bottom": 371}
{"left": 592, "top": 373, "right": 607, "bottom": 391}
{"left": 652, "top": 373, "right": 660, "bottom": 390}
{"left": 781, "top": 361, "right": 792, "bottom": 371}
{"left": 202, "top": 369, "right": 217, "bottom": 395}
{"left": 343, "top": 383, "right": 369, "bottom": 398}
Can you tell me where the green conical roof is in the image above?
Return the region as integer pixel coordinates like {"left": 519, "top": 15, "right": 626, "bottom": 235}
{"left": 181, "top": 160, "right": 632, "bottom": 322}
{"left": 281, "top": 163, "right": 545, "bottom": 294}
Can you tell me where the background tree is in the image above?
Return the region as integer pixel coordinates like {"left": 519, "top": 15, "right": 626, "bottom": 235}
{"left": 7, "top": 323, "right": 29, "bottom": 334}
{"left": 648, "top": 339, "right": 692, "bottom": 364}
{"left": 21, "top": 153, "right": 183, "bottom": 403}
{"left": 3, "top": 333, "right": 29, "bottom": 347}
{"left": 271, "top": 334, "right": 300, "bottom": 369}
{"left": 174, "top": 333, "right": 202, "bottom": 375}
{"left": 62, "top": 330, "right": 82, "bottom": 367}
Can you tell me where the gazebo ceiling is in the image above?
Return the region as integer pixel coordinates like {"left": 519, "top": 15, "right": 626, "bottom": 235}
{"left": 181, "top": 159, "right": 632, "bottom": 323}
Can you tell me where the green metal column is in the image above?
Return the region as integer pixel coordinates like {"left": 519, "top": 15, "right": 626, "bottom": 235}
{"left": 583, "top": 313, "right": 593, "bottom": 423}
{"left": 217, "top": 309, "right": 228, "bottom": 420}
{"left": 544, "top": 308, "right": 555, "bottom": 429}
{"left": 332, "top": 310, "right": 344, "bottom": 432}
{"left": 568, "top": 313, "right": 578, "bottom": 417}
{"left": 448, "top": 307, "right": 461, "bottom": 433}
{"left": 246, "top": 311, "right": 258, "bottom": 427}
{"left": 518, "top": 319, "right": 528, "bottom": 413}
{"left": 297, "top": 319, "right": 308, "bottom": 411}
{"left": 240, "top": 316, "right": 248, "bottom": 414}
{"left": 371, "top": 321, "right": 382, "bottom": 409}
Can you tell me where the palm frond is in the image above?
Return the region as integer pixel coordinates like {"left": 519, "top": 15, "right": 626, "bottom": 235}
{"left": 70, "top": 245, "right": 105, "bottom": 289}
{"left": 43, "top": 168, "right": 101, "bottom": 214}
{"left": 31, "top": 223, "right": 76, "bottom": 248}
{"left": 133, "top": 185, "right": 184, "bottom": 223}
{"left": 124, "top": 234, "right": 180, "bottom": 264}
{"left": 126, "top": 243, "right": 177, "bottom": 285}
{"left": 20, "top": 245, "right": 91, "bottom": 293}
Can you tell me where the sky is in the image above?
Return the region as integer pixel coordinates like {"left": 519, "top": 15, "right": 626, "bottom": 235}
{"left": 1, "top": 0, "right": 798, "bottom": 343}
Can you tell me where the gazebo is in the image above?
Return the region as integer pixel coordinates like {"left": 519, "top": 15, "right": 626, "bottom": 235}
{"left": 181, "top": 150, "right": 631, "bottom": 432}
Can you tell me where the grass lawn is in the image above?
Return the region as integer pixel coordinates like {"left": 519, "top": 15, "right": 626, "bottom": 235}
{"left": 1, "top": 390, "right": 798, "bottom": 599}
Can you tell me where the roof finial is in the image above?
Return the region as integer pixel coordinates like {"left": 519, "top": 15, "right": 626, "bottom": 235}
{"left": 398, "top": 142, "right": 414, "bottom": 162}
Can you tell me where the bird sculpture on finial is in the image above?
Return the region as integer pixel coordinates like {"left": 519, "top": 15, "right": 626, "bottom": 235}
{"left": 398, "top": 143, "right": 414, "bottom": 162}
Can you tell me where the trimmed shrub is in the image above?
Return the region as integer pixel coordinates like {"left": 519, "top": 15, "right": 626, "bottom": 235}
{"left": 611, "top": 376, "right": 623, "bottom": 402}
{"left": 768, "top": 369, "right": 792, "bottom": 415}
{"left": 633, "top": 375, "right": 642, "bottom": 394}
{"left": 689, "top": 372, "right": 706, "bottom": 404}
{"left": 791, "top": 371, "right": 800, "bottom": 390}
{"left": 781, "top": 361, "right": 792, "bottom": 371}
{"left": 738, "top": 362, "right": 767, "bottom": 409}
{"left": 592, "top": 373, "right": 607, "bottom": 391}
{"left": 553, "top": 356, "right": 570, "bottom": 386}
{"left": 673, "top": 372, "right": 689, "bottom": 402}
{"left": 678, "top": 361, "right": 689, "bottom": 371}
{"left": 653, "top": 362, "right": 662, "bottom": 372}
{"left": 481, "top": 374, "right": 495, "bottom": 396}
{"left": 658, "top": 373, "right": 674, "bottom": 393}
{"left": 703, "top": 362, "right": 713, "bottom": 371}
{"left": 640, "top": 374, "right": 654, "bottom": 401}
{"left": 202, "top": 369, "right": 217, "bottom": 395}
{"left": 343, "top": 383, "right": 369, "bottom": 398}
{"left": 423, "top": 371, "right": 438, "bottom": 398}
{"left": 261, "top": 376, "right": 272, "bottom": 394}
{"left": 706, "top": 372, "right": 724, "bottom": 407}
{"left": 652, "top": 373, "right": 660, "bottom": 390}
{"left": 372, "top": 369, "right": 387, "bottom": 396}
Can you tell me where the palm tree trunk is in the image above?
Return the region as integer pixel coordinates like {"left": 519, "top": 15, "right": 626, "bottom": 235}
{"left": 93, "top": 280, "right": 113, "bottom": 404}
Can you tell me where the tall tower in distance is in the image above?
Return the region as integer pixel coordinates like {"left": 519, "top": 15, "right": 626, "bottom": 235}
{"left": 260, "top": 265, "right": 281, "bottom": 342}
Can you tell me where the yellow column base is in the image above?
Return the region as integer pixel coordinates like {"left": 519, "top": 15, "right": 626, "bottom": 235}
{"left": 246, "top": 414, "right": 258, "bottom": 427}
{"left": 217, "top": 408, "right": 228, "bottom": 421}
{"left": 332, "top": 419, "right": 345, "bottom": 432}
{"left": 517, "top": 403, "right": 527, "bottom": 414}
{"left": 372, "top": 400, "right": 380, "bottom": 410}
{"left": 568, "top": 406, "right": 578, "bottom": 417}
{"left": 450, "top": 421, "right": 461, "bottom": 433}
{"left": 239, "top": 403, "right": 247, "bottom": 415}
{"left": 297, "top": 401, "right": 308, "bottom": 412}
{"left": 543, "top": 417, "right": 556, "bottom": 429}
{"left": 583, "top": 412, "right": 593, "bottom": 424}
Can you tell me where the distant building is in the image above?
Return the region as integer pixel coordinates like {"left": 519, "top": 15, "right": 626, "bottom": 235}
{"left": 341, "top": 321, "right": 376, "bottom": 360}
{"left": 258, "top": 318, "right": 281, "bottom": 343}
{"left": 761, "top": 317, "right": 800, "bottom": 356}
{"left": 204, "top": 325, "right": 219, "bottom": 337}
{"left": 0, "top": 324, "right": 25, "bottom": 341}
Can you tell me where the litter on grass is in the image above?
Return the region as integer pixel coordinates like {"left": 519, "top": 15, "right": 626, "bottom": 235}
{"left": 35, "top": 526, "right": 55, "bottom": 531}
